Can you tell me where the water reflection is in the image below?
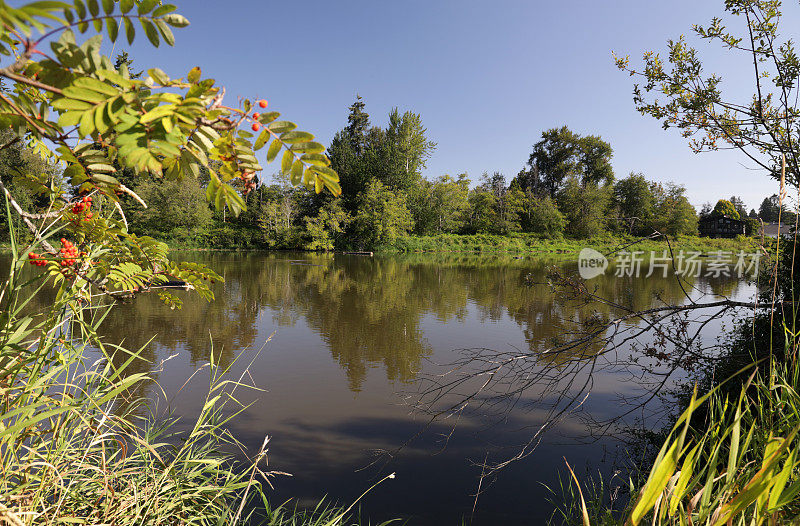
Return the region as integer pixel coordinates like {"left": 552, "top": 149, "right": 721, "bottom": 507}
{"left": 1, "top": 251, "right": 754, "bottom": 525}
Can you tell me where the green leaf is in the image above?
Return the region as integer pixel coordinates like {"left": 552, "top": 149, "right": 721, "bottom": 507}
{"left": 268, "top": 120, "right": 297, "bottom": 133}
{"left": 290, "top": 141, "right": 326, "bottom": 154}
{"left": 279, "top": 130, "right": 314, "bottom": 144}
{"left": 101, "top": 0, "right": 113, "bottom": 14}
{"left": 52, "top": 98, "right": 93, "bottom": 111}
{"left": 93, "top": 102, "right": 110, "bottom": 133}
{"left": 300, "top": 153, "right": 330, "bottom": 167}
{"left": 257, "top": 111, "right": 280, "bottom": 124}
{"left": 147, "top": 67, "right": 169, "bottom": 84}
{"left": 62, "top": 86, "right": 106, "bottom": 103}
{"left": 119, "top": 0, "right": 133, "bottom": 13}
{"left": 311, "top": 165, "right": 338, "bottom": 182}
{"left": 106, "top": 17, "right": 118, "bottom": 42}
{"left": 154, "top": 19, "right": 174, "bottom": 46}
{"left": 187, "top": 66, "right": 201, "bottom": 83}
{"left": 253, "top": 129, "right": 270, "bottom": 151}
{"left": 86, "top": 0, "right": 98, "bottom": 16}
{"left": 290, "top": 159, "right": 303, "bottom": 185}
{"left": 79, "top": 108, "right": 94, "bottom": 137}
{"left": 152, "top": 4, "right": 177, "bottom": 17}
{"left": 58, "top": 111, "right": 84, "bottom": 127}
{"left": 281, "top": 149, "right": 293, "bottom": 174}
{"left": 73, "top": 76, "right": 119, "bottom": 96}
{"left": 140, "top": 17, "right": 160, "bottom": 47}
{"left": 162, "top": 13, "right": 189, "bottom": 27}
{"left": 630, "top": 441, "right": 679, "bottom": 525}
{"left": 123, "top": 15, "right": 135, "bottom": 44}
{"left": 266, "top": 138, "right": 282, "bottom": 162}
{"left": 137, "top": 0, "right": 156, "bottom": 15}
{"left": 73, "top": 0, "right": 86, "bottom": 19}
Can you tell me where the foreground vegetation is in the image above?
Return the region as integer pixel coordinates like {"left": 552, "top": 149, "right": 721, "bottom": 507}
{"left": 0, "top": 2, "right": 390, "bottom": 524}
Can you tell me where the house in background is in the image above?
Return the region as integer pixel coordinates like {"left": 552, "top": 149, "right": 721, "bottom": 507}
{"left": 698, "top": 215, "right": 746, "bottom": 238}
{"left": 760, "top": 222, "right": 793, "bottom": 238}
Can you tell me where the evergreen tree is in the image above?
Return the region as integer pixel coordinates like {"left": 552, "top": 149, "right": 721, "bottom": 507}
{"left": 729, "top": 196, "right": 747, "bottom": 219}
{"left": 346, "top": 95, "right": 370, "bottom": 155}
{"left": 759, "top": 195, "right": 782, "bottom": 222}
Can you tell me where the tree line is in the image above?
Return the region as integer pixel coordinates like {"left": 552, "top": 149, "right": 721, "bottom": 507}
{"left": 3, "top": 97, "right": 782, "bottom": 250}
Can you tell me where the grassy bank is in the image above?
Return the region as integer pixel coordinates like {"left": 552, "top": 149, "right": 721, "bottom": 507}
{"left": 387, "top": 233, "right": 763, "bottom": 256}
{"left": 2, "top": 233, "right": 758, "bottom": 256}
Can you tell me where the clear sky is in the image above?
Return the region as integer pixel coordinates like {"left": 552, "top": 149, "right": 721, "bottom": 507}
{"left": 95, "top": 1, "right": 800, "bottom": 211}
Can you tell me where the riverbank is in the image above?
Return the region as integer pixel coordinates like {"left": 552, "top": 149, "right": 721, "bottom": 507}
{"left": 3, "top": 233, "right": 763, "bottom": 256}
{"left": 387, "top": 233, "right": 762, "bottom": 255}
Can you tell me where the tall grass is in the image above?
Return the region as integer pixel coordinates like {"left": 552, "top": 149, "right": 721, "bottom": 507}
{"left": 552, "top": 242, "right": 800, "bottom": 524}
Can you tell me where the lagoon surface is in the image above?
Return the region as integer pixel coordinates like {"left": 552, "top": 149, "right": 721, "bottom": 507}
{"left": 13, "top": 252, "right": 756, "bottom": 525}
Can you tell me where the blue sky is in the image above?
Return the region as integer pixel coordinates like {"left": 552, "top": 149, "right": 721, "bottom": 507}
{"left": 96, "top": 1, "right": 800, "bottom": 211}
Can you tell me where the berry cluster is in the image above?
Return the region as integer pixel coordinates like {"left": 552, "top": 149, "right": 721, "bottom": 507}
{"left": 250, "top": 99, "right": 268, "bottom": 131}
{"left": 71, "top": 195, "right": 94, "bottom": 221}
{"left": 28, "top": 252, "right": 46, "bottom": 266}
{"left": 58, "top": 238, "right": 79, "bottom": 267}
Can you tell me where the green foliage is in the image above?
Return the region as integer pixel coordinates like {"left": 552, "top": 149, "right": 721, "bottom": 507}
{"left": 303, "top": 198, "right": 350, "bottom": 251}
{"left": 616, "top": 0, "right": 800, "bottom": 186}
{"left": 463, "top": 172, "right": 522, "bottom": 234}
{"left": 518, "top": 193, "right": 565, "bottom": 236}
{"left": 744, "top": 216, "right": 760, "bottom": 236}
{"left": 384, "top": 108, "right": 437, "bottom": 191}
{"left": 328, "top": 97, "right": 436, "bottom": 214}
{"left": 557, "top": 177, "right": 612, "bottom": 238}
{"left": 128, "top": 175, "right": 211, "bottom": 238}
{"left": 352, "top": 180, "right": 413, "bottom": 248}
{"left": 0, "top": 131, "right": 63, "bottom": 243}
{"left": 525, "top": 126, "right": 615, "bottom": 197}
{"left": 757, "top": 195, "right": 792, "bottom": 223}
{"left": 711, "top": 199, "right": 740, "bottom": 220}
{"left": 410, "top": 173, "right": 470, "bottom": 235}
{"left": 0, "top": 230, "right": 263, "bottom": 524}
{"left": 0, "top": 0, "right": 339, "bottom": 303}
{"left": 613, "top": 172, "right": 654, "bottom": 234}
{"left": 649, "top": 182, "right": 698, "bottom": 236}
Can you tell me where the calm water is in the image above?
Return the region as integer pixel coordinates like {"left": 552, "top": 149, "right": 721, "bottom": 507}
{"left": 6, "top": 252, "right": 756, "bottom": 524}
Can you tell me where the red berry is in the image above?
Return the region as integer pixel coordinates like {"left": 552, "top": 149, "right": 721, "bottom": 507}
{"left": 251, "top": 123, "right": 261, "bottom": 132}
{"left": 252, "top": 112, "right": 260, "bottom": 120}
{"left": 258, "top": 99, "right": 268, "bottom": 108}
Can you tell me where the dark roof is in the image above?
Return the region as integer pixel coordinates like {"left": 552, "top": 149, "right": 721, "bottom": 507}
{"left": 761, "top": 222, "right": 794, "bottom": 237}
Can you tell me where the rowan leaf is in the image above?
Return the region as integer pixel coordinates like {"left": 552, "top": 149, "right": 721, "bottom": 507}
{"left": 266, "top": 138, "right": 282, "bottom": 162}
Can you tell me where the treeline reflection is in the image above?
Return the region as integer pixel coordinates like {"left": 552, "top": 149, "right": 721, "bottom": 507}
{"left": 98, "top": 252, "right": 742, "bottom": 391}
{"left": 8, "top": 252, "right": 744, "bottom": 392}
